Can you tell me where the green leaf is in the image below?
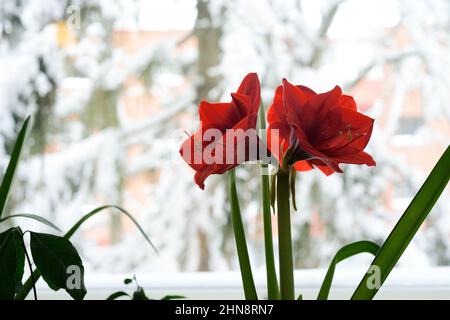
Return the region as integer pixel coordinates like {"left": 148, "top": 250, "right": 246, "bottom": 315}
{"left": 317, "top": 240, "right": 380, "bottom": 300}
{"left": 132, "top": 287, "right": 149, "bottom": 300}
{"left": 270, "top": 173, "right": 277, "bottom": 212}
{"left": 290, "top": 167, "right": 297, "bottom": 211}
{"left": 0, "top": 227, "right": 25, "bottom": 300}
{"left": 0, "top": 213, "right": 61, "bottom": 232}
{"left": 0, "top": 116, "right": 31, "bottom": 219}
{"left": 161, "top": 295, "right": 186, "bottom": 300}
{"left": 229, "top": 169, "right": 258, "bottom": 300}
{"left": 64, "top": 205, "right": 157, "bottom": 253}
{"left": 106, "top": 291, "right": 130, "bottom": 300}
{"left": 29, "top": 232, "right": 86, "bottom": 300}
{"left": 16, "top": 205, "right": 156, "bottom": 300}
{"left": 352, "top": 146, "right": 450, "bottom": 300}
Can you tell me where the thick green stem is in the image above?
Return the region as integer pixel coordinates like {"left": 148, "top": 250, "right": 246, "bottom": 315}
{"left": 19, "top": 230, "right": 37, "bottom": 300}
{"left": 229, "top": 169, "right": 258, "bottom": 300}
{"left": 15, "top": 270, "right": 40, "bottom": 300}
{"left": 258, "top": 101, "right": 280, "bottom": 300}
{"left": 277, "top": 169, "right": 295, "bottom": 300}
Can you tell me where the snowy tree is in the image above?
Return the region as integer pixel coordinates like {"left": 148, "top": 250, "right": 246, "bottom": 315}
{"left": 0, "top": 0, "right": 449, "bottom": 274}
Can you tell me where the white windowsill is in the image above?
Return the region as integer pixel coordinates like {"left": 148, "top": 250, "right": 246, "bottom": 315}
{"left": 30, "top": 266, "right": 450, "bottom": 300}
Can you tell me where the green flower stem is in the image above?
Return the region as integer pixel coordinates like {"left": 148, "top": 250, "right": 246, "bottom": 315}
{"left": 276, "top": 168, "right": 295, "bottom": 300}
{"left": 15, "top": 269, "right": 40, "bottom": 300}
{"left": 229, "top": 169, "right": 258, "bottom": 300}
{"left": 258, "top": 102, "right": 280, "bottom": 300}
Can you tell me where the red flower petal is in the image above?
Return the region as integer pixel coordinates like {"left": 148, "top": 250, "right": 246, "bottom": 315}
{"left": 236, "top": 72, "right": 261, "bottom": 108}
{"left": 267, "top": 86, "right": 286, "bottom": 124}
{"left": 296, "top": 85, "right": 317, "bottom": 98}
{"left": 293, "top": 160, "right": 313, "bottom": 172}
{"left": 180, "top": 73, "right": 262, "bottom": 189}
{"left": 193, "top": 114, "right": 260, "bottom": 189}
{"left": 327, "top": 110, "right": 374, "bottom": 156}
{"left": 333, "top": 150, "right": 376, "bottom": 167}
{"left": 267, "top": 79, "right": 376, "bottom": 176}
{"left": 339, "top": 95, "right": 357, "bottom": 111}
{"left": 308, "top": 159, "right": 337, "bottom": 176}
{"left": 199, "top": 101, "right": 240, "bottom": 131}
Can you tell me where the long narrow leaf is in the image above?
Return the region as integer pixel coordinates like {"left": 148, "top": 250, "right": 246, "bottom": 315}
{"left": 106, "top": 291, "right": 130, "bottom": 300}
{"left": 0, "top": 116, "right": 31, "bottom": 218}
{"left": 317, "top": 240, "right": 380, "bottom": 300}
{"left": 64, "top": 205, "right": 157, "bottom": 253}
{"left": 229, "top": 169, "right": 258, "bottom": 300}
{"left": 161, "top": 295, "right": 186, "bottom": 300}
{"left": 258, "top": 102, "right": 280, "bottom": 300}
{"left": 352, "top": 146, "right": 450, "bottom": 300}
{"left": 0, "top": 213, "right": 61, "bottom": 232}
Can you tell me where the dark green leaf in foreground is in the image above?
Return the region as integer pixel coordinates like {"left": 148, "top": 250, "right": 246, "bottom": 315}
{"left": 16, "top": 205, "right": 156, "bottom": 300}
{"left": 30, "top": 232, "right": 86, "bottom": 300}
{"left": 0, "top": 227, "right": 25, "bottom": 300}
{"left": 132, "top": 287, "right": 149, "bottom": 300}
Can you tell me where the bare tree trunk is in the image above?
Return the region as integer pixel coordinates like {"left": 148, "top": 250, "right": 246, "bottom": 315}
{"left": 192, "top": 0, "right": 226, "bottom": 271}
{"left": 194, "top": 0, "right": 224, "bottom": 103}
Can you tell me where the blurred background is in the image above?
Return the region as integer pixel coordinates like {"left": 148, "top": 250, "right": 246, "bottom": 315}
{"left": 0, "top": 0, "right": 449, "bottom": 279}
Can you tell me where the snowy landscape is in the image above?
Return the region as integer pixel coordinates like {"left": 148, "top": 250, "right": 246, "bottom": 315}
{"left": 0, "top": 0, "right": 449, "bottom": 298}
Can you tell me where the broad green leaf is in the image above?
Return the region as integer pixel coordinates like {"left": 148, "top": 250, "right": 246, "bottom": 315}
{"left": 317, "top": 240, "right": 380, "bottom": 300}
{"left": 352, "top": 146, "right": 450, "bottom": 300}
{"left": 0, "top": 213, "right": 61, "bottom": 232}
{"left": 0, "top": 116, "right": 31, "bottom": 219}
{"left": 229, "top": 169, "right": 258, "bottom": 300}
{"left": 132, "top": 287, "right": 149, "bottom": 300}
{"left": 15, "top": 205, "right": 156, "bottom": 300}
{"left": 106, "top": 291, "right": 130, "bottom": 300}
{"left": 0, "top": 227, "right": 25, "bottom": 300}
{"left": 30, "top": 232, "right": 86, "bottom": 300}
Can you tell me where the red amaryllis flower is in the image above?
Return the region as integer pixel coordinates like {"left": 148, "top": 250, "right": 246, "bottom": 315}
{"left": 267, "top": 79, "right": 375, "bottom": 175}
{"left": 180, "top": 73, "right": 261, "bottom": 189}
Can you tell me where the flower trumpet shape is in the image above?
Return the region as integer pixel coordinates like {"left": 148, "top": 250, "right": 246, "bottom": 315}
{"left": 267, "top": 79, "right": 376, "bottom": 174}
{"left": 180, "top": 73, "right": 262, "bottom": 189}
